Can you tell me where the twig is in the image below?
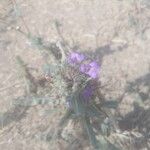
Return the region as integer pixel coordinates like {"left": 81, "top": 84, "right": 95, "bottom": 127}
{"left": 56, "top": 41, "right": 66, "bottom": 64}
{"left": 11, "top": 0, "right": 30, "bottom": 34}
{"left": 16, "top": 56, "right": 37, "bottom": 94}
{"left": 54, "top": 20, "right": 71, "bottom": 51}
{"left": 0, "top": 81, "right": 23, "bottom": 92}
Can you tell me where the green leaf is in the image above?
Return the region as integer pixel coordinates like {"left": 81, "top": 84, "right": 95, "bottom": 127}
{"left": 0, "top": 105, "right": 28, "bottom": 129}
{"left": 100, "top": 101, "right": 118, "bottom": 109}
{"left": 82, "top": 116, "right": 99, "bottom": 149}
{"left": 86, "top": 105, "right": 103, "bottom": 118}
{"left": 101, "top": 123, "right": 110, "bottom": 136}
{"left": 28, "top": 34, "right": 43, "bottom": 49}
{"left": 51, "top": 109, "right": 73, "bottom": 141}
{"left": 42, "top": 64, "right": 60, "bottom": 76}
{"left": 58, "top": 109, "right": 73, "bottom": 127}
{"left": 96, "top": 134, "right": 121, "bottom": 150}
{"left": 70, "top": 92, "right": 85, "bottom": 116}
{"left": 14, "top": 96, "right": 54, "bottom": 106}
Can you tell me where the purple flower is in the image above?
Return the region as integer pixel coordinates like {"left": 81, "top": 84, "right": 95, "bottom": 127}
{"left": 82, "top": 86, "right": 93, "bottom": 98}
{"left": 80, "top": 61, "right": 99, "bottom": 79}
{"left": 68, "top": 52, "right": 85, "bottom": 65}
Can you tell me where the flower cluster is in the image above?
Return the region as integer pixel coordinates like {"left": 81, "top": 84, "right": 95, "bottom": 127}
{"left": 67, "top": 52, "right": 85, "bottom": 65}
{"left": 67, "top": 52, "right": 100, "bottom": 79}
{"left": 66, "top": 83, "right": 94, "bottom": 108}
{"left": 81, "top": 83, "right": 95, "bottom": 103}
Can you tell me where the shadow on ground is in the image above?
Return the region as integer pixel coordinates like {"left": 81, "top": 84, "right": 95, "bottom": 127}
{"left": 118, "top": 73, "right": 150, "bottom": 137}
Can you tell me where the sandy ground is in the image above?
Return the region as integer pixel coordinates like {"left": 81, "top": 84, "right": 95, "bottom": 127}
{"left": 0, "top": 0, "right": 150, "bottom": 149}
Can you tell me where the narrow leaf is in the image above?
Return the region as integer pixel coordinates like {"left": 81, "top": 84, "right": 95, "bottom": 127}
{"left": 100, "top": 101, "right": 118, "bottom": 109}
{"left": 82, "top": 116, "right": 99, "bottom": 149}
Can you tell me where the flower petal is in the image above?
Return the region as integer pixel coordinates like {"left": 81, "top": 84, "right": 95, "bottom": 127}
{"left": 68, "top": 52, "right": 85, "bottom": 64}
